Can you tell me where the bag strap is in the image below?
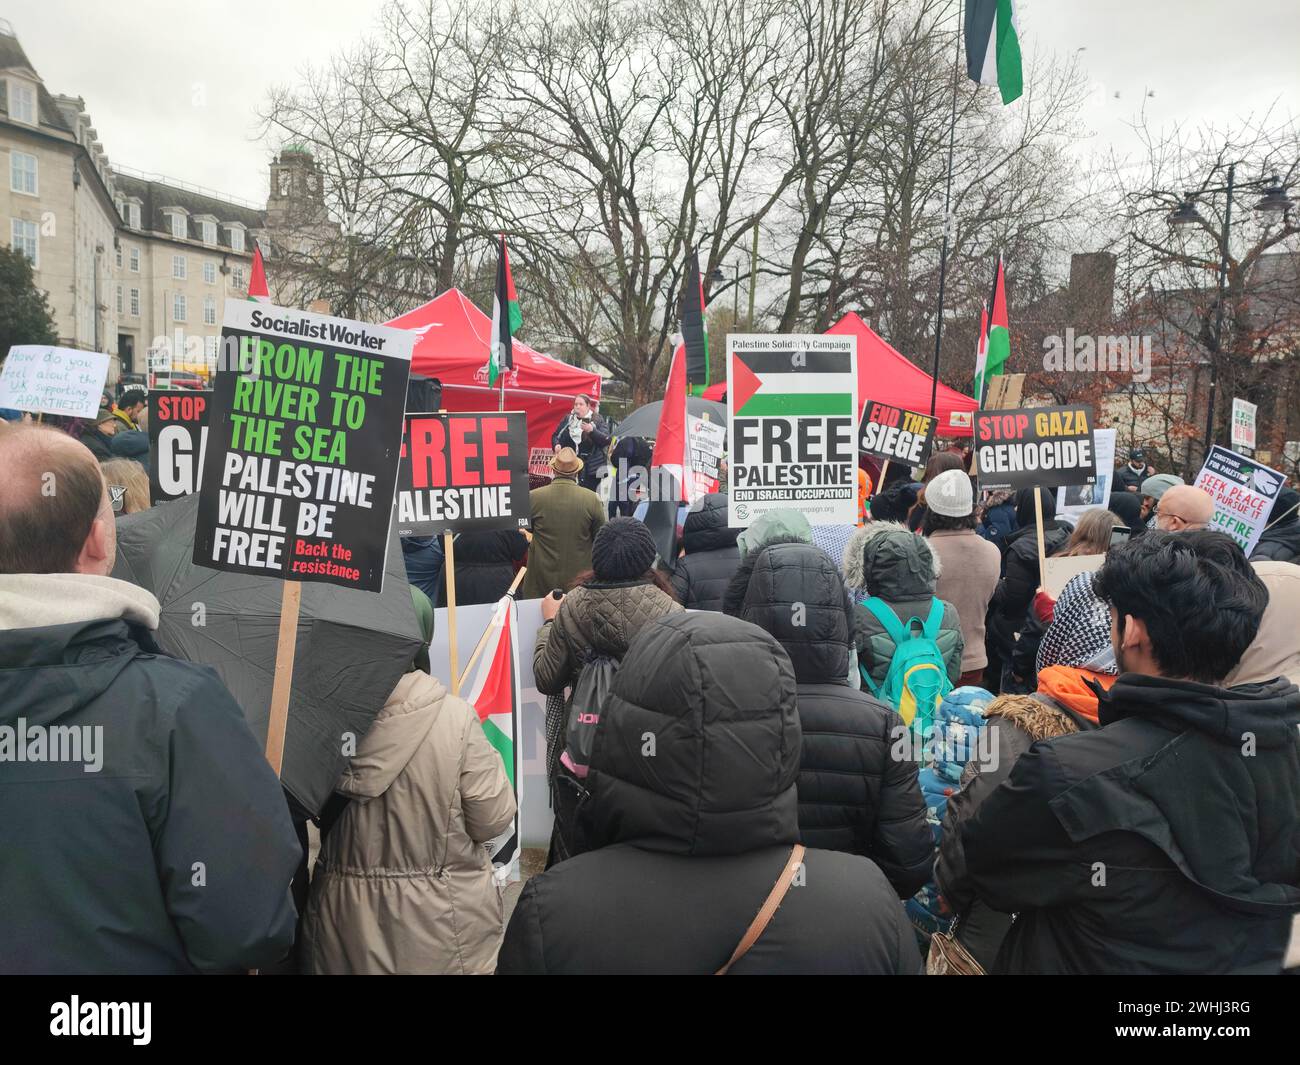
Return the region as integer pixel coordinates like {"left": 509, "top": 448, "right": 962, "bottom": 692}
{"left": 862, "top": 596, "right": 911, "bottom": 647}
{"left": 715, "top": 844, "right": 806, "bottom": 975}
{"left": 859, "top": 659, "right": 883, "bottom": 698}
{"left": 920, "top": 597, "right": 945, "bottom": 641}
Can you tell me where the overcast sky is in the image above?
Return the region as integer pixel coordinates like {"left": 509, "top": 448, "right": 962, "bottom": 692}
{"left": 10, "top": 0, "right": 1299, "bottom": 206}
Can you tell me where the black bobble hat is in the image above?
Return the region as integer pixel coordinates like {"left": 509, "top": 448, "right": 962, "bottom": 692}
{"left": 592, "top": 516, "right": 657, "bottom": 580}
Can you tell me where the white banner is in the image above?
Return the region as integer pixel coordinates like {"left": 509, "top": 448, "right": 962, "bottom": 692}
{"left": 1056, "top": 427, "right": 1116, "bottom": 521}
{"left": 0, "top": 345, "right": 110, "bottom": 418}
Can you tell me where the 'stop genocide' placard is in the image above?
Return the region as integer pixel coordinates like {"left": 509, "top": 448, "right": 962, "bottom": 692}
{"left": 858, "top": 399, "right": 936, "bottom": 467}
{"left": 726, "top": 333, "right": 858, "bottom": 528}
{"left": 974, "top": 405, "right": 1096, "bottom": 493}
{"left": 193, "top": 301, "right": 415, "bottom": 593}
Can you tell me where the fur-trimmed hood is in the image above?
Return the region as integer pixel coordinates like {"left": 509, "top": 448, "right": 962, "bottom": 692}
{"left": 842, "top": 521, "right": 941, "bottom": 601}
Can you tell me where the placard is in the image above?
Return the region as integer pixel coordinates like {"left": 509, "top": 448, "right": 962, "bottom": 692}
{"left": 0, "top": 345, "right": 110, "bottom": 418}
{"left": 1193, "top": 445, "right": 1287, "bottom": 555}
{"left": 394, "top": 411, "right": 531, "bottom": 536}
{"left": 193, "top": 301, "right": 414, "bottom": 592}
{"left": 1041, "top": 553, "right": 1105, "bottom": 599}
{"left": 727, "top": 333, "right": 858, "bottom": 527}
{"left": 149, "top": 390, "right": 210, "bottom": 504}
{"left": 1231, "top": 398, "right": 1257, "bottom": 451}
{"left": 858, "top": 399, "right": 936, "bottom": 467}
{"left": 1057, "top": 427, "right": 1116, "bottom": 520}
{"left": 687, "top": 414, "right": 726, "bottom": 500}
{"left": 974, "top": 405, "right": 1096, "bottom": 492}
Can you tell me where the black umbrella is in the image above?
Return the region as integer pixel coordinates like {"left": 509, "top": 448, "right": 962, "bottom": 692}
{"left": 111, "top": 493, "right": 424, "bottom": 817}
{"left": 614, "top": 397, "right": 727, "bottom": 440}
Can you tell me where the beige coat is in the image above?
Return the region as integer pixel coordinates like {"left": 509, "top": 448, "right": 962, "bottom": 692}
{"left": 1226, "top": 561, "right": 1300, "bottom": 688}
{"left": 928, "top": 529, "right": 1001, "bottom": 673}
{"left": 300, "top": 671, "right": 517, "bottom": 974}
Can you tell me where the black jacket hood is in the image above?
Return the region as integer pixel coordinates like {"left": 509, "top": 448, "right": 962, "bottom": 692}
{"left": 587, "top": 611, "right": 801, "bottom": 857}
{"left": 681, "top": 493, "right": 740, "bottom": 555}
{"left": 738, "top": 543, "right": 851, "bottom": 685}
{"left": 1014, "top": 486, "right": 1057, "bottom": 528}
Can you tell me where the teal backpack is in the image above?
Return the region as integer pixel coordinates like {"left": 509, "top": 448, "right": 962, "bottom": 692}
{"left": 859, "top": 597, "right": 952, "bottom": 736}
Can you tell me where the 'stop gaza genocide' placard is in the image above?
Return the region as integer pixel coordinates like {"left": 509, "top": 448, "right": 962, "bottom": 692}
{"left": 192, "top": 301, "right": 415, "bottom": 593}
{"left": 974, "top": 405, "right": 1097, "bottom": 493}
{"left": 726, "top": 333, "right": 859, "bottom": 528}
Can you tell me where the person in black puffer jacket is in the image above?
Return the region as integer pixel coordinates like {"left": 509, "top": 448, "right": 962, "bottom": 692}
{"left": 670, "top": 493, "right": 741, "bottom": 611}
{"left": 498, "top": 611, "right": 922, "bottom": 974}
{"left": 1251, "top": 486, "right": 1300, "bottom": 564}
{"left": 985, "top": 486, "right": 1068, "bottom": 691}
{"left": 435, "top": 529, "right": 527, "bottom": 607}
{"left": 737, "top": 542, "right": 933, "bottom": 898}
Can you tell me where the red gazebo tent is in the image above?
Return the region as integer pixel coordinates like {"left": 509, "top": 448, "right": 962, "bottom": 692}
{"left": 386, "top": 289, "right": 602, "bottom": 450}
{"left": 826, "top": 312, "right": 979, "bottom": 438}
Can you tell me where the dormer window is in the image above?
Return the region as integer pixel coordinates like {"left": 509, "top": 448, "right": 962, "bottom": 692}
{"left": 196, "top": 216, "right": 217, "bottom": 244}
{"left": 227, "top": 224, "right": 246, "bottom": 253}
{"left": 8, "top": 79, "right": 36, "bottom": 125}
{"left": 125, "top": 201, "right": 141, "bottom": 229}
{"left": 165, "top": 210, "right": 188, "bottom": 240}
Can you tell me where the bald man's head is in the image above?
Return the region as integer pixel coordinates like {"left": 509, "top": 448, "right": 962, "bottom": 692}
{"left": 0, "top": 426, "right": 116, "bottom": 575}
{"left": 1155, "top": 484, "right": 1215, "bottom": 532}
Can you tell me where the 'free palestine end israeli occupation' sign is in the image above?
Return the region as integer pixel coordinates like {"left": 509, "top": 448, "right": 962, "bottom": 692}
{"left": 193, "top": 301, "right": 414, "bottom": 592}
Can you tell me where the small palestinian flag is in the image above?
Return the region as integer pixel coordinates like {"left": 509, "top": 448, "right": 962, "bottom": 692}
{"left": 730, "top": 346, "right": 856, "bottom": 418}
{"left": 486, "top": 234, "right": 521, "bottom": 388}
{"left": 973, "top": 303, "right": 990, "bottom": 405}
{"left": 985, "top": 256, "right": 1011, "bottom": 388}
{"left": 966, "top": 0, "right": 1023, "bottom": 105}
{"left": 464, "top": 594, "right": 523, "bottom": 875}
{"left": 247, "top": 243, "right": 270, "bottom": 302}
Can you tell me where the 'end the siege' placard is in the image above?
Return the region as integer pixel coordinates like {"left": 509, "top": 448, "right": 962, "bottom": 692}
{"left": 858, "top": 400, "right": 936, "bottom": 467}
{"left": 727, "top": 333, "right": 858, "bottom": 527}
{"left": 395, "top": 411, "right": 530, "bottom": 536}
{"left": 975, "top": 405, "right": 1096, "bottom": 492}
{"left": 149, "top": 390, "right": 210, "bottom": 505}
{"left": 193, "top": 301, "right": 414, "bottom": 592}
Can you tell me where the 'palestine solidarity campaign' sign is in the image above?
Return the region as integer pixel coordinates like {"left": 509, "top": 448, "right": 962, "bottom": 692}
{"left": 193, "top": 302, "right": 414, "bottom": 592}
{"left": 394, "top": 411, "right": 531, "bottom": 537}
{"left": 974, "top": 405, "right": 1096, "bottom": 492}
{"left": 727, "top": 333, "right": 858, "bottom": 527}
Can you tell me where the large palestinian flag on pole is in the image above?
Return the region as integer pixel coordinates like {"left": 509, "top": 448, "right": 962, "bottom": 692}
{"left": 681, "top": 247, "right": 710, "bottom": 394}
{"left": 966, "top": 0, "right": 1023, "bottom": 105}
{"left": 486, "top": 234, "right": 521, "bottom": 388}
{"left": 984, "top": 256, "right": 1011, "bottom": 394}
{"left": 729, "top": 347, "right": 857, "bottom": 418}
{"left": 463, "top": 594, "right": 523, "bottom": 878}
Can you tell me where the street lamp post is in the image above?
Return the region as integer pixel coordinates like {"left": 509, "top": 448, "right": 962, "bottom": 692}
{"left": 1167, "top": 167, "right": 1294, "bottom": 458}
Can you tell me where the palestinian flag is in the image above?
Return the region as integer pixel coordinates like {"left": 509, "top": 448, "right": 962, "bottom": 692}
{"left": 463, "top": 594, "right": 522, "bottom": 874}
{"left": 681, "top": 248, "right": 710, "bottom": 393}
{"left": 966, "top": 0, "right": 1023, "bottom": 105}
{"left": 247, "top": 243, "right": 270, "bottom": 302}
{"left": 984, "top": 256, "right": 1011, "bottom": 394}
{"left": 973, "top": 303, "right": 990, "bottom": 405}
{"left": 486, "top": 234, "right": 521, "bottom": 388}
{"left": 730, "top": 346, "right": 856, "bottom": 418}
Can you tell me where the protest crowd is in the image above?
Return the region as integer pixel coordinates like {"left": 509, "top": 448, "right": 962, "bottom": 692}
{"left": 2, "top": 337, "right": 1299, "bottom": 979}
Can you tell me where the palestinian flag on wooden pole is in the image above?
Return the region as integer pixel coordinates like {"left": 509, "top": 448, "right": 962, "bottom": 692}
{"left": 973, "top": 303, "right": 991, "bottom": 405}
{"left": 247, "top": 243, "right": 270, "bottom": 302}
{"left": 463, "top": 594, "right": 523, "bottom": 879}
{"left": 681, "top": 247, "right": 710, "bottom": 395}
{"left": 983, "top": 256, "right": 1011, "bottom": 396}
{"left": 966, "top": 0, "right": 1023, "bottom": 105}
{"left": 486, "top": 234, "right": 521, "bottom": 392}
{"left": 643, "top": 341, "right": 690, "bottom": 565}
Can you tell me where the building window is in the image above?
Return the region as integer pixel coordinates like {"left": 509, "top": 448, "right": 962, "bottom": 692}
{"left": 203, "top": 260, "right": 216, "bottom": 284}
{"left": 173, "top": 294, "right": 186, "bottom": 322}
{"left": 129, "top": 246, "right": 139, "bottom": 272}
{"left": 205, "top": 335, "right": 219, "bottom": 360}
{"left": 115, "top": 244, "right": 123, "bottom": 269}
{"left": 199, "top": 219, "right": 216, "bottom": 244}
{"left": 232, "top": 266, "right": 245, "bottom": 291}
{"left": 169, "top": 213, "right": 186, "bottom": 240}
{"left": 228, "top": 227, "right": 246, "bottom": 253}
{"left": 115, "top": 285, "right": 124, "bottom": 315}
{"left": 129, "top": 288, "right": 140, "bottom": 317}
{"left": 127, "top": 203, "right": 141, "bottom": 229}
{"left": 172, "top": 254, "right": 186, "bottom": 280}
{"left": 9, "top": 81, "right": 37, "bottom": 125}
{"left": 204, "top": 295, "right": 216, "bottom": 325}
{"left": 10, "top": 151, "right": 37, "bottom": 196}
{"left": 10, "top": 218, "right": 38, "bottom": 265}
